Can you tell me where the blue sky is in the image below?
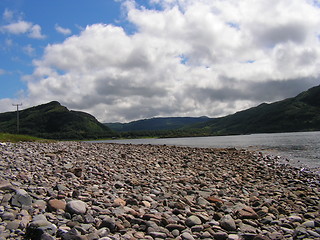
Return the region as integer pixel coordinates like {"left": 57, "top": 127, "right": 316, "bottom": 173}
{"left": 0, "top": 0, "right": 123, "bottom": 98}
{"left": 1, "top": 0, "right": 320, "bottom": 122}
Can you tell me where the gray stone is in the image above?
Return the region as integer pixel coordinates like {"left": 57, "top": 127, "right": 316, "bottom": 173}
{"left": 220, "top": 214, "right": 237, "bottom": 231}
{"left": 212, "top": 231, "right": 228, "bottom": 240}
{"left": 149, "top": 231, "right": 167, "bottom": 239}
{"left": 26, "top": 219, "right": 57, "bottom": 240}
{"left": 288, "top": 215, "right": 303, "bottom": 223}
{"left": 99, "top": 218, "right": 117, "bottom": 233}
{"left": 5, "top": 220, "right": 21, "bottom": 230}
{"left": 307, "top": 229, "right": 320, "bottom": 238}
{"left": 267, "top": 231, "right": 284, "bottom": 240}
{"left": 181, "top": 232, "right": 195, "bottom": 240}
{"left": 59, "top": 228, "right": 82, "bottom": 240}
{"left": 185, "top": 215, "right": 202, "bottom": 227}
{"left": 66, "top": 200, "right": 87, "bottom": 215}
{"left": 166, "top": 224, "right": 186, "bottom": 231}
{"left": 172, "top": 229, "right": 180, "bottom": 237}
{"left": 40, "top": 233, "right": 56, "bottom": 240}
{"left": 240, "top": 223, "right": 257, "bottom": 233}
{"left": 228, "top": 234, "right": 241, "bottom": 240}
{"left": 191, "top": 224, "right": 204, "bottom": 232}
{"left": 303, "top": 220, "right": 315, "bottom": 228}
{"left": 11, "top": 189, "right": 32, "bottom": 207}
{"left": 1, "top": 211, "right": 15, "bottom": 221}
{"left": 252, "top": 235, "right": 271, "bottom": 240}
{"left": 197, "top": 197, "right": 210, "bottom": 206}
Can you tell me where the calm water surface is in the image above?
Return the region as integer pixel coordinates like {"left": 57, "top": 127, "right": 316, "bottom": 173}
{"left": 92, "top": 131, "right": 320, "bottom": 173}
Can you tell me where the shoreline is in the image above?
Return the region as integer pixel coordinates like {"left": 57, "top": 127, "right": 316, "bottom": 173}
{"left": 0, "top": 141, "right": 319, "bottom": 239}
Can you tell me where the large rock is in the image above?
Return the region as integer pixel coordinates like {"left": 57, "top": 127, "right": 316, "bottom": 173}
{"left": 66, "top": 200, "right": 87, "bottom": 215}
{"left": 181, "top": 232, "right": 195, "bottom": 240}
{"left": 236, "top": 206, "right": 259, "bottom": 219}
{"left": 26, "top": 215, "right": 57, "bottom": 240}
{"left": 212, "top": 231, "right": 228, "bottom": 240}
{"left": 11, "top": 189, "right": 32, "bottom": 207}
{"left": 185, "top": 215, "right": 202, "bottom": 227}
{"left": 220, "top": 214, "right": 237, "bottom": 231}
{"left": 48, "top": 199, "right": 66, "bottom": 211}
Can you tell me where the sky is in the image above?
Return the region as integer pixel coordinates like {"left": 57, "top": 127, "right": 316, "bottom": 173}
{"left": 1, "top": 0, "right": 320, "bottom": 123}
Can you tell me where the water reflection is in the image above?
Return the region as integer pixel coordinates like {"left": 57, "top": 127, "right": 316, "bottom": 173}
{"left": 91, "top": 131, "right": 320, "bottom": 173}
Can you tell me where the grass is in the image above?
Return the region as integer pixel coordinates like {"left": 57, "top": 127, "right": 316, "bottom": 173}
{"left": 0, "top": 133, "right": 51, "bottom": 143}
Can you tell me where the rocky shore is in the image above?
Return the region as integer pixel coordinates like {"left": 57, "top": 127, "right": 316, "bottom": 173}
{"left": 0, "top": 141, "right": 319, "bottom": 240}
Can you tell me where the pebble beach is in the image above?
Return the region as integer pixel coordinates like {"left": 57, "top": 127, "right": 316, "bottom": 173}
{"left": 0, "top": 141, "right": 319, "bottom": 240}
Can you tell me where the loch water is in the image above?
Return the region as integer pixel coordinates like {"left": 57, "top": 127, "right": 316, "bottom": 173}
{"left": 92, "top": 131, "right": 320, "bottom": 174}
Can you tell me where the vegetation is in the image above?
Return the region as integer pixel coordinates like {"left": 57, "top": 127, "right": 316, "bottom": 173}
{"left": 0, "top": 133, "right": 47, "bottom": 143}
{"left": 108, "top": 84, "right": 320, "bottom": 138}
{"left": 0, "top": 101, "right": 114, "bottom": 140}
{"left": 105, "top": 117, "right": 210, "bottom": 132}
{"left": 189, "top": 84, "right": 320, "bottom": 135}
{"left": 0, "top": 85, "right": 319, "bottom": 140}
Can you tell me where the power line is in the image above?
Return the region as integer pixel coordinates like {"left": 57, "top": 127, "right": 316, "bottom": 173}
{"left": 12, "top": 103, "right": 22, "bottom": 134}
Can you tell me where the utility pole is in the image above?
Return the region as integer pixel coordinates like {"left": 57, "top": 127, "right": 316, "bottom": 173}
{"left": 12, "top": 103, "right": 22, "bottom": 134}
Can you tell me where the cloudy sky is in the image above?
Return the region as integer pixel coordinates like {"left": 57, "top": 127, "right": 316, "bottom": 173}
{"left": 1, "top": 0, "right": 320, "bottom": 122}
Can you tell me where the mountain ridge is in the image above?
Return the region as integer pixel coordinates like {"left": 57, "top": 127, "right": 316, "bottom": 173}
{"left": 106, "top": 84, "right": 320, "bottom": 136}
{"left": 0, "top": 101, "right": 113, "bottom": 140}
{"left": 0, "top": 85, "right": 319, "bottom": 139}
{"left": 188, "top": 84, "right": 320, "bottom": 135}
{"left": 105, "top": 116, "right": 210, "bottom": 132}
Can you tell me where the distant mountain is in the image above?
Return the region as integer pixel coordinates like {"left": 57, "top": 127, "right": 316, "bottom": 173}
{"left": 0, "top": 101, "right": 113, "bottom": 139}
{"left": 2, "top": 85, "right": 318, "bottom": 140}
{"left": 105, "top": 117, "right": 210, "bottom": 132}
{"left": 190, "top": 85, "right": 320, "bottom": 135}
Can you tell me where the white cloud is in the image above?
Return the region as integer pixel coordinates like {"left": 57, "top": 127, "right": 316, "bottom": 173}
{"left": 1, "top": 21, "right": 32, "bottom": 34}
{"left": 1, "top": 20, "right": 45, "bottom": 39}
{"left": 28, "top": 24, "right": 45, "bottom": 39}
{"left": 0, "top": 69, "right": 5, "bottom": 75}
{"left": 0, "top": 11, "right": 46, "bottom": 39}
{"left": 23, "top": 44, "right": 35, "bottom": 56}
{"left": 55, "top": 24, "right": 72, "bottom": 35}
{"left": 5, "top": 39, "right": 13, "bottom": 47}
{"left": 3, "top": 9, "right": 14, "bottom": 21}
{"left": 20, "top": 0, "right": 320, "bottom": 122}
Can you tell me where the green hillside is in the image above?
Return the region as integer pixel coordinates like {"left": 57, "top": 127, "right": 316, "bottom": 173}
{"left": 0, "top": 101, "right": 113, "bottom": 140}
{"left": 191, "top": 85, "right": 320, "bottom": 135}
{"left": 1, "top": 85, "right": 318, "bottom": 140}
{"left": 105, "top": 116, "right": 210, "bottom": 132}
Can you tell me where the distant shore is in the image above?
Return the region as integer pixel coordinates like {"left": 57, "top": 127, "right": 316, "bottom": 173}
{"left": 0, "top": 141, "right": 319, "bottom": 239}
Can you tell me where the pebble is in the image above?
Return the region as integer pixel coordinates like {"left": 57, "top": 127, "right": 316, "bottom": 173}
{"left": 220, "top": 214, "right": 237, "bottom": 231}
{"left": 11, "top": 189, "right": 32, "bottom": 207}
{"left": 185, "top": 215, "right": 202, "bottom": 227}
{"left": 181, "top": 232, "right": 195, "bottom": 240}
{"left": 0, "top": 141, "right": 318, "bottom": 240}
{"left": 48, "top": 199, "right": 66, "bottom": 211}
{"left": 66, "top": 200, "right": 87, "bottom": 215}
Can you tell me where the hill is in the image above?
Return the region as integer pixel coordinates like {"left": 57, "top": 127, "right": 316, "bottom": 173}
{"left": 105, "top": 117, "right": 210, "bottom": 132}
{"left": 0, "top": 101, "right": 113, "bottom": 140}
{"left": 190, "top": 84, "right": 320, "bottom": 135}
